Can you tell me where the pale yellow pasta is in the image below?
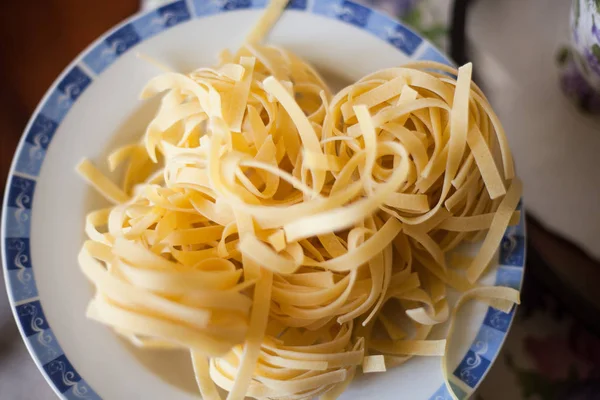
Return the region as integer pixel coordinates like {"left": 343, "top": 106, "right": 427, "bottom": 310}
{"left": 362, "top": 355, "right": 387, "bottom": 373}
{"left": 76, "top": 1, "right": 522, "bottom": 399}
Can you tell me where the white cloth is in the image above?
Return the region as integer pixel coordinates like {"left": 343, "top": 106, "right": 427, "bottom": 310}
{"left": 470, "top": 0, "right": 600, "bottom": 260}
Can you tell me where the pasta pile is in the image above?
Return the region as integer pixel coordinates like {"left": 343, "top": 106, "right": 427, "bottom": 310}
{"left": 77, "top": 2, "right": 522, "bottom": 399}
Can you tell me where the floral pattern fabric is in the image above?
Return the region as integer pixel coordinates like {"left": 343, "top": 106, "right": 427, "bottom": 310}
{"left": 476, "top": 265, "right": 600, "bottom": 400}
{"left": 559, "top": 0, "right": 600, "bottom": 113}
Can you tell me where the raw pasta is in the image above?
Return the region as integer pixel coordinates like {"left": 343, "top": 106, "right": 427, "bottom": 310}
{"left": 77, "top": 1, "right": 522, "bottom": 399}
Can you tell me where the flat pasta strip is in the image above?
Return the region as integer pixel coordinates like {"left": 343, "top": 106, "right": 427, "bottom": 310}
{"left": 75, "top": 4, "right": 522, "bottom": 398}
{"left": 76, "top": 159, "right": 130, "bottom": 204}
{"left": 466, "top": 179, "right": 523, "bottom": 283}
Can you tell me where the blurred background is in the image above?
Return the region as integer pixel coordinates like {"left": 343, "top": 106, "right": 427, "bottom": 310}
{"left": 1, "top": 0, "right": 600, "bottom": 399}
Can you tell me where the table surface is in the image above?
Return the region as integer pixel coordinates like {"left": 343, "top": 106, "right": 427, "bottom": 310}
{"left": 1, "top": 1, "right": 600, "bottom": 399}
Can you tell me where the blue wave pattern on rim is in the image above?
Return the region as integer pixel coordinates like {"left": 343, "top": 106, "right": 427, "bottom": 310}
{"left": 4, "top": 67, "right": 100, "bottom": 398}
{"left": 15, "top": 301, "right": 101, "bottom": 399}
{"left": 84, "top": 1, "right": 190, "bottom": 75}
{"left": 193, "top": 0, "right": 252, "bottom": 16}
{"left": 429, "top": 274, "right": 522, "bottom": 398}
{"left": 132, "top": 0, "right": 192, "bottom": 40}
{"left": 313, "top": 0, "right": 372, "bottom": 28}
{"left": 14, "top": 66, "right": 92, "bottom": 178}
{"left": 454, "top": 349, "right": 493, "bottom": 389}
{"left": 1, "top": 1, "right": 525, "bottom": 399}
{"left": 5, "top": 175, "right": 35, "bottom": 239}
{"left": 43, "top": 354, "right": 101, "bottom": 400}
{"left": 366, "top": 10, "right": 423, "bottom": 55}
{"left": 5, "top": 238, "right": 38, "bottom": 302}
{"left": 39, "top": 66, "right": 92, "bottom": 124}
{"left": 83, "top": 24, "right": 141, "bottom": 75}
{"left": 15, "top": 114, "right": 59, "bottom": 177}
{"left": 430, "top": 203, "right": 525, "bottom": 399}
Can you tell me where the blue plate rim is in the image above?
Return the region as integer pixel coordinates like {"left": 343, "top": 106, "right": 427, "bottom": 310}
{"left": 0, "top": 1, "right": 523, "bottom": 399}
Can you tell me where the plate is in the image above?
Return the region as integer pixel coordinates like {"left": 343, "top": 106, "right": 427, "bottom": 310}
{"left": 1, "top": 1, "right": 526, "bottom": 399}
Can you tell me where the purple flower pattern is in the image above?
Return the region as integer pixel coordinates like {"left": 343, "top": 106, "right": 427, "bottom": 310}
{"left": 592, "top": 20, "right": 600, "bottom": 43}
{"left": 584, "top": 47, "right": 600, "bottom": 76}
{"left": 560, "top": 0, "right": 600, "bottom": 112}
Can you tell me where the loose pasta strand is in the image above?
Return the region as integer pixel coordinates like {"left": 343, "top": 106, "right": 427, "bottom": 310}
{"left": 77, "top": 1, "right": 521, "bottom": 399}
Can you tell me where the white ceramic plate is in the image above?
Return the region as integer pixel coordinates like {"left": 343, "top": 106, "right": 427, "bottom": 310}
{"left": 1, "top": 1, "right": 526, "bottom": 399}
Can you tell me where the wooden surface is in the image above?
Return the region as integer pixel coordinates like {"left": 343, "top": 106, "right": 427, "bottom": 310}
{"left": 0, "top": 0, "right": 138, "bottom": 196}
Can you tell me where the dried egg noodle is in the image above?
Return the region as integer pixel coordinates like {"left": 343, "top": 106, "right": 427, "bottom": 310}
{"left": 77, "top": 1, "right": 522, "bottom": 399}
